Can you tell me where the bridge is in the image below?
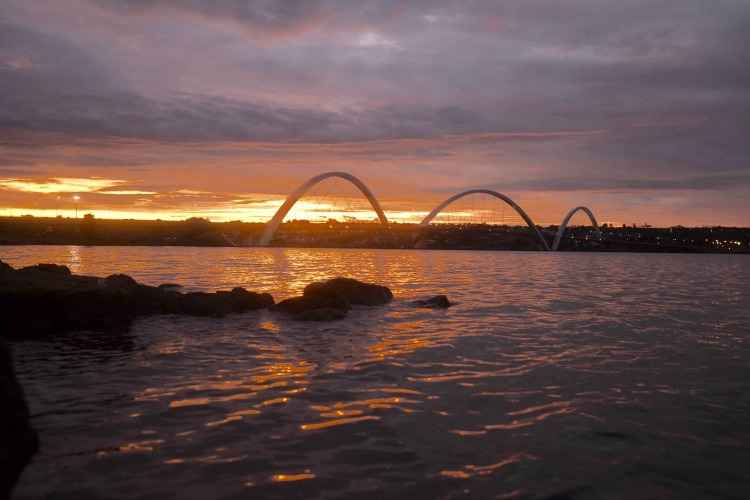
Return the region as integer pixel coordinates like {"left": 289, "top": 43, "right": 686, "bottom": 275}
{"left": 258, "top": 171, "right": 601, "bottom": 250}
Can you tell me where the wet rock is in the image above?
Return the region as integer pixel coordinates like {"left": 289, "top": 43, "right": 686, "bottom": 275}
{"left": 103, "top": 273, "right": 140, "bottom": 292}
{"left": 0, "top": 261, "right": 275, "bottom": 337}
{"left": 220, "top": 287, "right": 275, "bottom": 312}
{"left": 177, "top": 288, "right": 274, "bottom": 317}
{"left": 157, "top": 283, "right": 182, "bottom": 291}
{"left": 19, "top": 263, "right": 71, "bottom": 276}
{"left": 271, "top": 277, "right": 391, "bottom": 321}
{"left": 410, "top": 295, "right": 452, "bottom": 309}
{"left": 271, "top": 293, "right": 350, "bottom": 318}
{"left": 304, "top": 277, "right": 392, "bottom": 306}
{"left": 178, "top": 292, "right": 230, "bottom": 316}
{"left": 0, "top": 341, "right": 38, "bottom": 498}
{"left": 0, "top": 260, "right": 15, "bottom": 275}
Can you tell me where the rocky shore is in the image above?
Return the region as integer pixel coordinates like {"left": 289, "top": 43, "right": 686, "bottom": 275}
{"left": 0, "top": 260, "right": 275, "bottom": 338}
{"left": 271, "top": 277, "right": 393, "bottom": 321}
{"left": 0, "top": 341, "right": 38, "bottom": 499}
{"left": 0, "top": 261, "right": 421, "bottom": 337}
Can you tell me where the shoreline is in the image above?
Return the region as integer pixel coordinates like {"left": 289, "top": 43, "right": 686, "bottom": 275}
{"left": 1, "top": 242, "right": 748, "bottom": 255}
{"left": 2, "top": 215, "right": 749, "bottom": 253}
{"left": 0, "top": 260, "right": 418, "bottom": 338}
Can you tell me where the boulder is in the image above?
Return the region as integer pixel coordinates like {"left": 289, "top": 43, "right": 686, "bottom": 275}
{"left": 410, "top": 295, "right": 452, "bottom": 309}
{"left": 271, "top": 293, "right": 350, "bottom": 316}
{"left": 0, "top": 341, "right": 38, "bottom": 497}
{"left": 103, "top": 273, "right": 140, "bottom": 292}
{"left": 157, "top": 283, "right": 182, "bottom": 291}
{"left": 304, "top": 277, "right": 392, "bottom": 306}
{"left": 0, "top": 262, "right": 275, "bottom": 337}
{"left": 270, "top": 297, "right": 349, "bottom": 321}
{"left": 178, "top": 292, "right": 230, "bottom": 316}
{"left": 271, "top": 277, "right": 391, "bottom": 321}
{"left": 19, "top": 263, "right": 71, "bottom": 276}
{"left": 218, "top": 287, "right": 275, "bottom": 312}
{"left": 0, "top": 260, "right": 15, "bottom": 275}
{"left": 178, "top": 288, "right": 274, "bottom": 316}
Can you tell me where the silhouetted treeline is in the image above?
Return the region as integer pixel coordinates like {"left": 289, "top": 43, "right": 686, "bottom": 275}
{"left": 0, "top": 216, "right": 265, "bottom": 246}
{"left": 0, "top": 216, "right": 748, "bottom": 253}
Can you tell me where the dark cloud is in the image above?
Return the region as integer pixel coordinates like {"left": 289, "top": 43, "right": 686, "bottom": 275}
{"left": 87, "top": 0, "right": 408, "bottom": 38}
{"left": 482, "top": 173, "right": 750, "bottom": 193}
{"left": 89, "top": 0, "right": 327, "bottom": 38}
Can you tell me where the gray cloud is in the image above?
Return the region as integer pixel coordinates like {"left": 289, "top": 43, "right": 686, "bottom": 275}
{"left": 480, "top": 173, "right": 750, "bottom": 193}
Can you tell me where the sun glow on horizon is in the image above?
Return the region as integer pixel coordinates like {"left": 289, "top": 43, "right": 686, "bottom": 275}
{"left": 0, "top": 177, "right": 126, "bottom": 193}
{"left": 0, "top": 203, "right": 431, "bottom": 224}
{"left": 0, "top": 176, "right": 570, "bottom": 225}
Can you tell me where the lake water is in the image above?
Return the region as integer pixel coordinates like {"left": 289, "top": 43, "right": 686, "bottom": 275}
{"left": 3, "top": 246, "right": 750, "bottom": 499}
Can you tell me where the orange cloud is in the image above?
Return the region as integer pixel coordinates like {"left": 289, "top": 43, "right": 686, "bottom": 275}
{"left": 0, "top": 177, "right": 125, "bottom": 193}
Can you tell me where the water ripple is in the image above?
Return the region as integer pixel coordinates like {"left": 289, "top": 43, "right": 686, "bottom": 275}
{"left": 3, "top": 247, "right": 750, "bottom": 499}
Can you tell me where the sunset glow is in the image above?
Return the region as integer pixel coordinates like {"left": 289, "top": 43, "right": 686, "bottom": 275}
{"left": 0, "top": 177, "right": 125, "bottom": 194}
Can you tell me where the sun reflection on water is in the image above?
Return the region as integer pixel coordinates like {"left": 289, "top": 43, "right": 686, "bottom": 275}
{"left": 270, "top": 471, "right": 316, "bottom": 482}
{"left": 440, "top": 453, "right": 537, "bottom": 480}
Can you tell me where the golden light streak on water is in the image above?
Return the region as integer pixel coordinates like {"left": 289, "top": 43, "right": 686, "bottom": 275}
{"left": 440, "top": 453, "right": 536, "bottom": 479}
{"left": 270, "top": 472, "right": 316, "bottom": 482}
{"left": 300, "top": 415, "right": 381, "bottom": 431}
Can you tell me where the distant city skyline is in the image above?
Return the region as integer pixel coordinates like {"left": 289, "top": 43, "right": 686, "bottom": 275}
{"left": 1, "top": 1, "right": 749, "bottom": 226}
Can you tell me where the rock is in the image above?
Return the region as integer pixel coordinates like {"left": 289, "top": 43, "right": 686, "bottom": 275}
{"left": 178, "top": 292, "right": 229, "bottom": 316}
{"left": 19, "top": 263, "right": 71, "bottom": 276}
{"left": 271, "top": 293, "right": 350, "bottom": 315}
{"left": 157, "top": 283, "right": 182, "bottom": 291}
{"left": 410, "top": 295, "right": 452, "bottom": 309}
{"left": 178, "top": 288, "right": 274, "bottom": 316}
{"left": 103, "top": 273, "right": 140, "bottom": 292}
{"left": 304, "top": 277, "right": 392, "bottom": 306}
{"left": 2, "top": 262, "right": 98, "bottom": 292}
{"left": 271, "top": 297, "right": 349, "bottom": 321}
{"left": 0, "top": 260, "right": 14, "bottom": 275}
{"left": 0, "top": 262, "right": 275, "bottom": 337}
{"left": 225, "top": 287, "right": 275, "bottom": 311}
{"left": 0, "top": 341, "right": 38, "bottom": 497}
{"left": 271, "top": 277, "right": 391, "bottom": 321}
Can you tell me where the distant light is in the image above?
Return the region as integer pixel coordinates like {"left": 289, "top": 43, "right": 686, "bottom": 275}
{"left": 73, "top": 195, "right": 81, "bottom": 201}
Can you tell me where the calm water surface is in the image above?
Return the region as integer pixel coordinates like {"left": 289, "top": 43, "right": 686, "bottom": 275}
{"left": 3, "top": 246, "right": 750, "bottom": 499}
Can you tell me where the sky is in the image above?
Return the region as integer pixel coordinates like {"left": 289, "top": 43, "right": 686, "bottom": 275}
{"left": 1, "top": 0, "right": 749, "bottom": 226}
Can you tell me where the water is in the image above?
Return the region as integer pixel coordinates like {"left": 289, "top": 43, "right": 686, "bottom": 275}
{"left": 3, "top": 246, "right": 750, "bottom": 499}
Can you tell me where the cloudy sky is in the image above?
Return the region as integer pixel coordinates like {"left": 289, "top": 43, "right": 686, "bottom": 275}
{"left": 1, "top": 0, "right": 749, "bottom": 225}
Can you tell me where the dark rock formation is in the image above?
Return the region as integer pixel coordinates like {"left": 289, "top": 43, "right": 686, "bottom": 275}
{"left": 103, "top": 273, "right": 139, "bottom": 291}
{"left": 271, "top": 293, "right": 350, "bottom": 321}
{"left": 0, "top": 260, "right": 274, "bottom": 338}
{"left": 179, "top": 288, "right": 274, "bottom": 317}
{"left": 0, "top": 341, "right": 38, "bottom": 498}
{"left": 410, "top": 295, "right": 452, "bottom": 309}
{"left": 272, "top": 277, "right": 392, "bottom": 321}
{"left": 157, "top": 283, "right": 182, "bottom": 291}
{"left": 304, "top": 277, "right": 393, "bottom": 306}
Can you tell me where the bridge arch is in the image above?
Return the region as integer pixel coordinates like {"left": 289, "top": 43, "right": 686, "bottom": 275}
{"left": 419, "top": 189, "right": 551, "bottom": 251}
{"left": 259, "top": 171, "right": 388, "bottom": 246}
{"left": 552, "top": 206, "right": 601, "bottom": 251}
